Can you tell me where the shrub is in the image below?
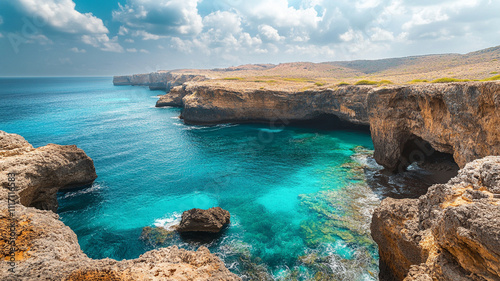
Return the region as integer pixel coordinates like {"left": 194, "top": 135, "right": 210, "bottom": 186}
{"left": 354, "top": 80, "right": 378, "bottom": 85}
{"left": 490, "top": 71, "right": 498, "bottom": 74}
{"left": 283, "top": 77, "right": 313, "bottom": 82}
{"left": 431, "top": 78, "right": 470, "bottom": 83}
{"left": 337, "top": 82, "right": 350, "bottom": 86}
{"left": 314, "top": 82, "right": 325, "bottom": 86}
{"left": 481, "top": 75, "right": 500, "bottom": 81}
{"left": 409, "top": 79, "right": 429, "bottom": 83}
{"left": 378, "top": 80, "right": 393, "bottom": 85}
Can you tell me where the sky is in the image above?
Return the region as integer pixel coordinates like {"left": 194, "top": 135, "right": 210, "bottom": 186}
{"left": 0, "top": 0, "right": 499, "bottom": 76}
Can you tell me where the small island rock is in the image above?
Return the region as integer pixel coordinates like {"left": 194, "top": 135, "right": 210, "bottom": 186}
{"left": 177, "top": 207, "right": 230, "bottom": 233}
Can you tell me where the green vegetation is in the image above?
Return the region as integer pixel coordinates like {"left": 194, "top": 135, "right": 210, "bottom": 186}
{"left": 408, "top": 79, "right": 429, "bottom": 83}
{"left": 481, "top": 75, "right": 500, "bottom": 81}
{"left": 314, "top": 82, "right": 325, "bottom": 86}
{"left": 223, "top": 77, "right": 245, "bottom": 80}
{"left": 354, "top": 80, "right": 378, "bottom": 85}
{"left": 431, "top": 77, "right": 470, "bottom": 83}
{"left": 354, "top": 80, "right": 393, "bottom": 85}
{"left": 490, "top": 71, "right": 498, "bottom": 74}
{"left": 253, "top": 80, "right": 277, "bottom": 83}
{"left": 337, "top": 82, "right": 350, "bottom": 86}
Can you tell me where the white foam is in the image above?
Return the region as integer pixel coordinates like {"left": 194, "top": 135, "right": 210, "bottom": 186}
{"left": 153, "top": 212, "right": 182, "bottom": 230}
{"left": 62, "top": 183, "right": 106, "bottom": 199}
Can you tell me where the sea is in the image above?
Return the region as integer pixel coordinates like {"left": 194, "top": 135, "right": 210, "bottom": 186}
{"left": 0, "top": 77, "right": 384, "bottom": 280}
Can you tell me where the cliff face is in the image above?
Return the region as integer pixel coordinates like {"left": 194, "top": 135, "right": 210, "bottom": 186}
{"left": 371, "top": 156, "right": 500, "bottom": 281}
{"left": 0, "top": 132, "right": 240, "bottom": 281}
{"left": 0, "top": 131, "right": 97, "bottom": 211}
{"left": 155, "top": 81, "right": 500, "bottom": 171}
{"left": 113, "top": 71, "right": 207, "bottom": 91}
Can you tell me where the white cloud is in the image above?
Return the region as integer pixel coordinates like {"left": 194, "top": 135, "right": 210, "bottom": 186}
{"left": 140, "top": 49, "right": 149, "bottom": 53}
{"left": 82, "top": 34, "right": 124, "bottom": 53}
{"left": 70, "top": 47, "right": 86, "bottom": 53}
{"left": 132, "top": 30, "right": 164, "bottom": 40}
{"left": 16, "top": 0, "right": 108, "bottom": 34}
{"left": 113, "top": 0, "right": 203, "bottom": 36}
{"left": 370, "top": 27, "right": 395, "bottom": 41}
{"left": 127, "top": 48, "right": 137, "bottom": 52}
{"left": 118, "top": 26, "right": 129, "bottom": 36}
{"left": 125, "top": 38, "right": 135, "bottom": 43}
{"left": 203, "top": 11, "right": 242, "bottom": 35}
{"left": 26, "top": 34, "right": 53, "bottom": 45}
{"left": 259, "top": 25, "right": 284, "bottom": 42}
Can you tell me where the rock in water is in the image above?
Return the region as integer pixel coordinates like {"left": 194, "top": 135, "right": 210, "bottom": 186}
{"left": 371, "top": 156, "right": 500, "bottom": 281}
{"left": 177, "top": 207, "right": 230, "bottom": 233}
{"left": 0, "top": 131, "right": 97, "bottom": 211}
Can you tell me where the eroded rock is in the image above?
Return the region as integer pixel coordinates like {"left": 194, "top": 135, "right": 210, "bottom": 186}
{"left": 177, "top": 207, "right": 230, "bottom": 233}
{"left": 372, "top": 156, "right": 500, "bottom": 280}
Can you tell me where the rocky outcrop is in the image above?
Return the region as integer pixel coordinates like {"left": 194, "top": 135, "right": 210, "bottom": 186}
{"left": 0, "top": 203, "right": 240, "bottom": 281}
{"left": 177, "top": 207, "right": 230, "bottom": 233}
{"left": 371, "top": 156, "right": 500, "bottom": 281}
{"left": 113, "top": 71, "right": 208, "bottom": 91}
{"left": 0, "top": 132, "right": 240, "bottom": 281}
{"left": 0, "top": 131, "right": 97, "bottom": 211}
{"left": 168, "top": 81, "right": 499, "bottom": 171}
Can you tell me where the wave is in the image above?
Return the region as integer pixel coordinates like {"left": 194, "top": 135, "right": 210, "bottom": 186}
{"left": 61, "top": 183, "right": 107, "bottom": 199}
{"left": 153, "top": 212, "right": 182, "bottom": 230}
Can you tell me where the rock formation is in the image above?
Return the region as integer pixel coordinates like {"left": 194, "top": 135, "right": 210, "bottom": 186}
{"left": 153, "top": 81, "right": 500, "bottom": 172}
{"left": 113, "top": 71, "right": 207, "bottom": 91}
{"left": 371, "top": 156, "right": 500, "bottom": 281}
{"left": 0, "top": 131, "right": 97, "bottom": 211}
{"left": 177, "top": 207, "right": 230, "bottom": 233}
{"left": 0, "top": 132, "right": 240, "bottom": 281}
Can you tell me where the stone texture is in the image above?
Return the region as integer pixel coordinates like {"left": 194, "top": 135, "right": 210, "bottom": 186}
{"left": 156, "top": 85, "right": 190, "bottom": 107}
{"left": 113, "top": 71, "right": 207, "bottom": 91}
{"left": 0, "top": 131, "right": 97, "bottom": 211}
{"left": 372, "top": 156, "right": 500, "bottom": 281}
{"left": 177, "top": 207, "right": 230, "bottom": 233}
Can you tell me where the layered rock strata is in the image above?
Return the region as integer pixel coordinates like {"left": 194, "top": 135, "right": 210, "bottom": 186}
{"left": 0, "top": 131, "right": 97, "bottom": 211}
{"left": 155, "top": 82, "right": 499, "bottom": 171}
{"left": 0, "top": 132, "right": 240, "bottom": 281}
{"left": 371, "top": 156, "right": 500, "bottom": 281}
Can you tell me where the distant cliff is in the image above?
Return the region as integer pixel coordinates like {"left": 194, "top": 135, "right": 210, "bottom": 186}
{"left": 113, "top": 71, "right": 208, "bottom": 91}
{"left": 155, "top": 82, "right": 500, "bottom": 172}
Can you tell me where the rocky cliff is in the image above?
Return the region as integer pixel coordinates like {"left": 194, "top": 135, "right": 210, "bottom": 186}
{"left": 0, "top": 132, "right": 240, "bottom": 281}
{"left": 371, "top": 156, "right": 500, "bottom": 281}
{"left": 113, "top": 71, "right": 207, "bottom": 91}
{"left": 0, "top": 131, "right": 97, "bottom": 211}
{"left": 156, "top": 81, "right": 499, "bottom": 171}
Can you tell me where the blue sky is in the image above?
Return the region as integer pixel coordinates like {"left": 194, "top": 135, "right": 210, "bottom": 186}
{"left": 0, "top": 0, "right": 499, "bottom": 76}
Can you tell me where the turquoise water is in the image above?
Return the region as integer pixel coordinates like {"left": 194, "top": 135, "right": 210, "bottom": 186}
{"left": 0, "top": 77, "right": 379, "bottom": 280}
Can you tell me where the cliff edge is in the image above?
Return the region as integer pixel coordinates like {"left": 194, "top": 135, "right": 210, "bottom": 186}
{"left": 371, "top": 156, "right": 500, "bottom": 280}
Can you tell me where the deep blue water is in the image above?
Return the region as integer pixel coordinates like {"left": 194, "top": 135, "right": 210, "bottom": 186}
{"left": 0, "top": 77, "right": 380, "bottom": 280}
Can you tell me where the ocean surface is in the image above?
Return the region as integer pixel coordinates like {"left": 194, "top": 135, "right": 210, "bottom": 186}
{"left": 0, "top": 77, "right": 381, "bottom": 280}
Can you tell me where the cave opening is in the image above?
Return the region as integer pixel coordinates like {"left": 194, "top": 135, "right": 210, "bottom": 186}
{"left": 286, "top": 113, "right": 370, "bottom": 132}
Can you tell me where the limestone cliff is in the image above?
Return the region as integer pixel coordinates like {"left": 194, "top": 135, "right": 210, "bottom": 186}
{"left": 113, "top": 71, "right": 207, "bottom": 91}
{"left": 0, "top": 132, "right": 240, "bottom": 281}
{"left": 155, "top": 81, "right": 500, "bottom": 171}
{"left": 0, "top": 131, "right": 97, "bottom": 211}
{"left": 371, "top": 156, "right": 500, "bottom": 281}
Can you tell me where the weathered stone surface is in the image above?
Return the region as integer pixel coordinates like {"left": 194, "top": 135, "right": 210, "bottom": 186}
{"left": 177, "top": 207, "right": 230, "bottom": 233}
{"left": 113, "top": 71, "right": 207, "bottom": 91}
{"left": 372, "top": 156, "right": 500, "bottom": 281}
{"left": 156, "top": 85, "right": 190, "bottom": 107}
{"left": 0, "top": 131, "right": 97, "bottom": 211}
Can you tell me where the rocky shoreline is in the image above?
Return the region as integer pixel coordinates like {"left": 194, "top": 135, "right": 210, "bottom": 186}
{"left": 0, "top": 131, "right": 240, "bottom": 281}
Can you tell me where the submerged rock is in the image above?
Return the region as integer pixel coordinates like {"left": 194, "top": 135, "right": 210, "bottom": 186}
{"left": 371, "top": 156, "right": 500, "bottom": 281}
{"left": 140, "top": 226, "right": 175, "bottom": 246}
{"left": 0, "top": 131, "right": 97, "bottom": 211}
{"left": 177, "top": 207, "right": 230, "bottom": 233}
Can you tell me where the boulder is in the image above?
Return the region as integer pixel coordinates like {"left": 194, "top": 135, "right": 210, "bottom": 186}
{"left": 177, "top": 207, "right": 230, "bottom": 233}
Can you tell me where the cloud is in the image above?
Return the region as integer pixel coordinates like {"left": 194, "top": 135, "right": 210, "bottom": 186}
{"left": 125, "top": 38, "right": 135, "bottom": 43}
{"left": 140, "top": 49, "right": 149, "bottom": 53}
{"left": 259, "top": 25, "right": 284, "bottom": 42}
{"left": 118, "top": 26, "right": 129, "bottom": 36}
{"left": 16, "top": 0, "right": 108, "bottom": 34}
{"left": 132, "top": 30, "right": 164, "bottom": 40}
{"left": 70, "top": 47, "right": 86, "bottom": 53}
{"left": 81, "top": 34, "right": 124, "bottom": 53}
{"left": 113, "top": 0, "right": 203, "bottom": 36}
{"left": 126, "top": 48, "right": 137, "bottom": 52}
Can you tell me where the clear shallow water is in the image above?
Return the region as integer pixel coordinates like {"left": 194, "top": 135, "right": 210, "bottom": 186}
{"left": 0, "top": 77, "right": 380, "bottom": 280}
